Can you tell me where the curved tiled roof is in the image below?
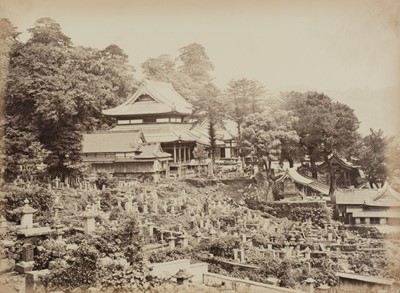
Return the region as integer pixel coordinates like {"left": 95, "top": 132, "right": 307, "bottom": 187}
{"left": 103, "top": 80, "right": 193, "bottom": 117}
{"left": 276, "top": 168, "right": 330, "bottom": 195}
{"left": 82, "top": 130, "right": 144, "bottom": 153}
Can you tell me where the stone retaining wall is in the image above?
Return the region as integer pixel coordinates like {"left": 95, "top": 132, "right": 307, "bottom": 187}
{"left": 203, "top": 272, "right": 307, "bottom": 293}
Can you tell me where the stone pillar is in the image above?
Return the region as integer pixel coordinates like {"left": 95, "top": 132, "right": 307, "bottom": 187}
{"left": 15, "top": 243, "right": 34, "bottom": 273}
{"left": 54, "top": 177, "right": 60, "bottom": 189}
{"left": 55, "top": 224, "right": 65, "bottom": 242}
{"left": 304, "top": 247, "right": 311, "bottom": 260}
{"left": 239, "top": 248, "right": 245, "bottom": 263}
{"left": 242, "top": 234, "right": 247, "bottom": 243}
{"left": 379, "top": 218, "right": 387, "bottom": 225}
{"left": 327, "top": 232, "right": 333, "bottom": 241}
{"left": 160, "top": 231, "right": 165, "bottom": 244}
{"left": 83, "top": 214, "right": 96, "bottom": 235}
{"left": 355, "top": 217, "right": 361, "bottom": 224}
{"left": 179, "top": 234, "right": 189, "bottom": 248}
{"left": 267, "top": 243, "right": 272, "bottom": 250}
{"left": 207, "top": 162, "right": 214, "bottom": 178}
{"left": 168, "top": 236, "right": 176, "bottom": 250}
{"left": 125, "top": 197, "right": 132, "bottom": 212}
{"left": 194, "top": 231, "right": 202, "bottom": 244}
{"left": 142, "top": 204, "right": 148, "bottom": 214}
{"left": 153, "top": 172, "right": 160, "bottom": 183}
{"left": 148, "top": 225, "right": 154, "bottom": 237}
{"left": 209, "top": 228, "right": 217, "bottom": 241}
{"left": 26, "top": 270, "right": 50, "bottom": 293}
{"left": 216, "top": 220, "right": 221, "bottom": 230}
{"left": 233, "top": 249, "right": 239, "bottom": 262}
{"left": 365, "top": 217, "right": 370, "bottom": 225}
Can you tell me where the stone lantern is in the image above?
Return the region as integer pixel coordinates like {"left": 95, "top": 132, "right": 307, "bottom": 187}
{"left": 167, "top": 235, "right": 176, "bottom": 250}
{"left": 304, "top": 278, "right": 316, "bottom": 293}
{"left": 82, "top": 206, "right": 97, "bottom": 235}
{"left": 54, "top": 196, "right": 63, "bottom": 220}
{"left": 194, "top": 230, "right": 203, "bottom": 244}
{"left": 20, "top": 199, "right": 37, "bottom": 229}
{"left": 172, "top": 269, "right": 193, "bottom": 285}
{"left": 147, "top": 221, "right": 155, "bottom": 238}
{"left": 179, "top": 233, "right": 189, "bottom": 248}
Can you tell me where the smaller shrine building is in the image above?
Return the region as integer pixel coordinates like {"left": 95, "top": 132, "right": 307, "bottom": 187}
{"left": 336, "top": 183, "right": 400, "bottom": 226}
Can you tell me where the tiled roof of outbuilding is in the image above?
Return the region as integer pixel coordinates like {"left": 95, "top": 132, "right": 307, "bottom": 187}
{"left": 82, "top": 130, "right": 144, "bottom": 153}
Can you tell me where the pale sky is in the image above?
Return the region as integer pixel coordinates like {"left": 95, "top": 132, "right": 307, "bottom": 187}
{"left": 1, "top": 0, "right": 400, "bottom": 135}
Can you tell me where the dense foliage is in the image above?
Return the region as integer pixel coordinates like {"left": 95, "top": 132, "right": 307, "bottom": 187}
{"left": 245, "top": 199, "right": 330, "bottom": 227}
{"left": 37, "top": 215, "right": 163, "bottom": 291}
{"left": 358, "top": 129, "right": 387, "bottom": 187}
{"left": 241, "top": 108, "right": 299, "bottom": 174}
{"left": 4, "top": 18, "right": 135, "bottom": 182}
{"left": 281, "top": 92, "right": 360, "bottom": 194}
{"left": 3, "top": 184, "right": 56, "bottom": 225}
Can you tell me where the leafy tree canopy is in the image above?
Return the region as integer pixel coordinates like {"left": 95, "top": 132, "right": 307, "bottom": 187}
{"left": 142, "top": 43, "right": 214, "bottom": 104}
{"left": 358, "top": 129, "right": 387, "bottom": 187}
{"left": 224, "top": 78, "right": 266, "bottom": 123}
{"left": 4, "top": 18, "right": 136, "bottom": 181}
{"left": 281, "top": 91, "right": 360, "bottom": 179}
{"left": 241, "top": 108, "right": 299, "bottom": 173}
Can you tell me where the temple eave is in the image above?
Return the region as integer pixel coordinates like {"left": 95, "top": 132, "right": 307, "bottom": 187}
{"left": 102, "top": 111, "right": 191, "bottom": 118}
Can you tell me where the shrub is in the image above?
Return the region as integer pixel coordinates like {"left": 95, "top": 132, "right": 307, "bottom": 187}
{"left": 109, "top": 206, "right": 124, "bottom": 221}
{"left": 38, "top": 241, "right": 99, "bottom": 290}
{"left": 244, "top": 199, "right": 330, "bottom": 227}
{"left": 95, "top": 172, "right": 118, "bottom": 189}
{"left": 99, "top": 190, "right": 118, "bottom": 212}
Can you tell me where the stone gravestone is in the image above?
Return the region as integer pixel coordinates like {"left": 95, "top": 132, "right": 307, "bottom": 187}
{"left": 15, "top": 243, "right": 34, "bottom": 273}
{"left": 22, "top": 244, "right": 34, "bottom": 262}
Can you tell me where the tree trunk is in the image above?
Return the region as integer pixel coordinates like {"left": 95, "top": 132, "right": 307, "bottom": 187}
{"left": 324, "top": 153, "right": 336, "bottom": 197}
{"left": 310, "top": 157, "right": 318, "bottom": 179}
{"left": 288, "top": 158, "right": 294, "bottom": 168}
{"left": 328, "top": 163, "right": 336, "bottom": 196}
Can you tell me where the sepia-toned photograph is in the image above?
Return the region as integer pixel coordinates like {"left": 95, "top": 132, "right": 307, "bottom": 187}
{"left": 0, "top": 0, "right": 399, "bottom": 292}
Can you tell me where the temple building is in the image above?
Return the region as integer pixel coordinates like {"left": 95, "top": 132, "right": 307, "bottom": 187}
{"left": 336, "top": 182, "right": 400, "bottom": 226}
{"left": 318, "top": 153, "right": 365, "bottom": 188}
{"left": 81, "top": 130, "right": 171, "bottom": 180}
{"left": 81, "top": 80, "right": 237, "bottom": 178}
{"left": 275, "top": 168, "right": 330, "bottom": 199}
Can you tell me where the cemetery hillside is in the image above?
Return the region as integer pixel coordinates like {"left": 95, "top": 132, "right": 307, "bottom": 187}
{"left": 1, "top": 17, "right": 400, "bottom": 293}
